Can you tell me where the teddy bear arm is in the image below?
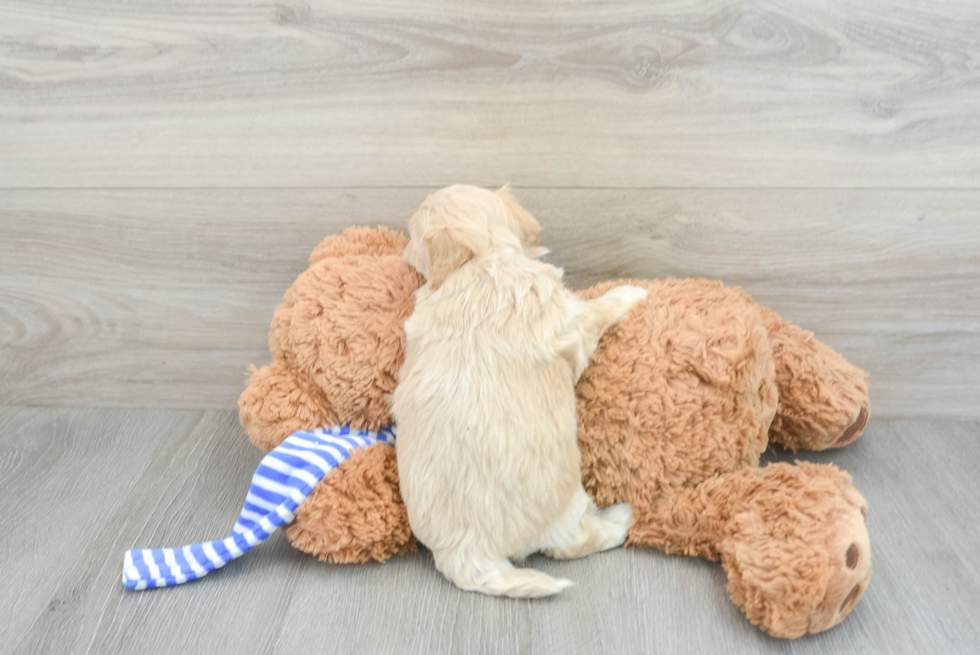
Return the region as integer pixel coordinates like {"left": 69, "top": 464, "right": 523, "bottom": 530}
{"left": 760, "top": 307, "right": 870, "bottom": 451}
{"left": 284, "top": 443, "right": 416, "bottom": 563}
{"left": 238, "top": 361, "right": 339, "bottom": 452}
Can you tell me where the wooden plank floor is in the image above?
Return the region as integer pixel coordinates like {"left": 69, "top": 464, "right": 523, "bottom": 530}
{"left": 1, "top": 407, "right": 978, "bottom": 655}
{"left": 2, "top": 1, "right": 979, "bottom": 653}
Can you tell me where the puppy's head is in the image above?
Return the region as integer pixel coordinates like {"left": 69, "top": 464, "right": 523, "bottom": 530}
{"left": 404, "top": 185, "right": 544, "bottom": 289}
{"left": 496, "top": 185, "right": 542, "bottom": 251}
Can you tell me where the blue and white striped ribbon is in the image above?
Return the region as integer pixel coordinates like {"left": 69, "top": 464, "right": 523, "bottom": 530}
{"left": 122, "top": 425, "right": 396, "bottom": 590}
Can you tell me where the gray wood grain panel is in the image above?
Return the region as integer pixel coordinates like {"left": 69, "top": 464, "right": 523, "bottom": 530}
{"left": 0, "top": 408, "right": 206, "bottom": 650}
{"left": 1, "top": 408, "right": 978, "bottom": 654}
{"left": 2, "top": 1, "right": 979, "bottom": 189}
{"left": 2, "top": 189, "right": 977, "bottom": 417}
{"left": 2, "top": 0, "right": 977, "bottom": 650}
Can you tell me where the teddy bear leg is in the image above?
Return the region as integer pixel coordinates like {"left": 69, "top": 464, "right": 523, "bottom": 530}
{"left": 760, "top": 308, "right": 870, "bottom": 450}
{"left": 238, "top": 361, "right": 338, "bottom": 452}
{"left": 628, "top": 462, "right": 870, "bottom": 638}
{"left": 284, "top": 443, "right": 416, "bottom": 563}
{"left": 716, "top": 462, "right": 871, "bottom": 638}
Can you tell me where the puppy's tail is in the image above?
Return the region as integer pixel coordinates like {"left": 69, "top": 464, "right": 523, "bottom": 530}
{"left": 435, "top": 552, "right": 573, "bottom": 598}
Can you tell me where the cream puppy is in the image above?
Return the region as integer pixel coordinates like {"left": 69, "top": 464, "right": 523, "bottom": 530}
{"left": 393, "top": 185, "right": 647, "bottom": 598}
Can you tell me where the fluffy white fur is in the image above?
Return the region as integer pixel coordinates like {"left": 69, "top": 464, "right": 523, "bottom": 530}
{"left": 392, "top": 185, "right": 648, "bottom": 598}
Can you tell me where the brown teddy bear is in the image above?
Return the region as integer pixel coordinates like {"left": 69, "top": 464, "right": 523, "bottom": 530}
{"left": 238, "top": 191, "right": 871, "bottom": 639}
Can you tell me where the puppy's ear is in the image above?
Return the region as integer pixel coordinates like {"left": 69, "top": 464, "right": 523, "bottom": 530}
{"left": 497, "top": 185, "right": 542, "bottom": 247}
{"left": 423, "top": 224, "right": 486, "bottom": 289}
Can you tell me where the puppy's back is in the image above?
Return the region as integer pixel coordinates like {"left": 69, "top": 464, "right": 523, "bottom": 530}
{"left": 393, "top": 257, "right": 582, "bottom": 562}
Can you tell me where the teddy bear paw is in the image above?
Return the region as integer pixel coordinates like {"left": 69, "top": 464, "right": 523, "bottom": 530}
{"left": 834, "top": 405, "right": 870, "bottom": 448}
{"left": 812, "top": 506, "right": 872, "bottom": 633}
{"left": 716, "top": 463, "right": 872, "bottom": 637}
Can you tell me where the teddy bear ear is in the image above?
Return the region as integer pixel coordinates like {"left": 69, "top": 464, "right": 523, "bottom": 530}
{"left": 497, "top": 184, "right": 542, "bottom": 247}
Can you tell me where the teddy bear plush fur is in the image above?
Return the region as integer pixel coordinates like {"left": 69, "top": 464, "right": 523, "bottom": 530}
{"left": 238, "top": 200, "right": 871, "bottom": 638}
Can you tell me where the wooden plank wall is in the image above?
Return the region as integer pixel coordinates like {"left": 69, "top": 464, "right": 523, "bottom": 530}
{"left": 2, "top": 0, "right": 979, "bottom": 418}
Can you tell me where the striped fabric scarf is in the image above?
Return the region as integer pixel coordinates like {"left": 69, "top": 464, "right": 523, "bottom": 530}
{"left": 122, "top": 425, "right": 396, "bottom": 590}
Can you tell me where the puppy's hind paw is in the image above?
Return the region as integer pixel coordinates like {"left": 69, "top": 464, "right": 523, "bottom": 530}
{"left": 595, "top": 502, "right": 633, "bottom": 549}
